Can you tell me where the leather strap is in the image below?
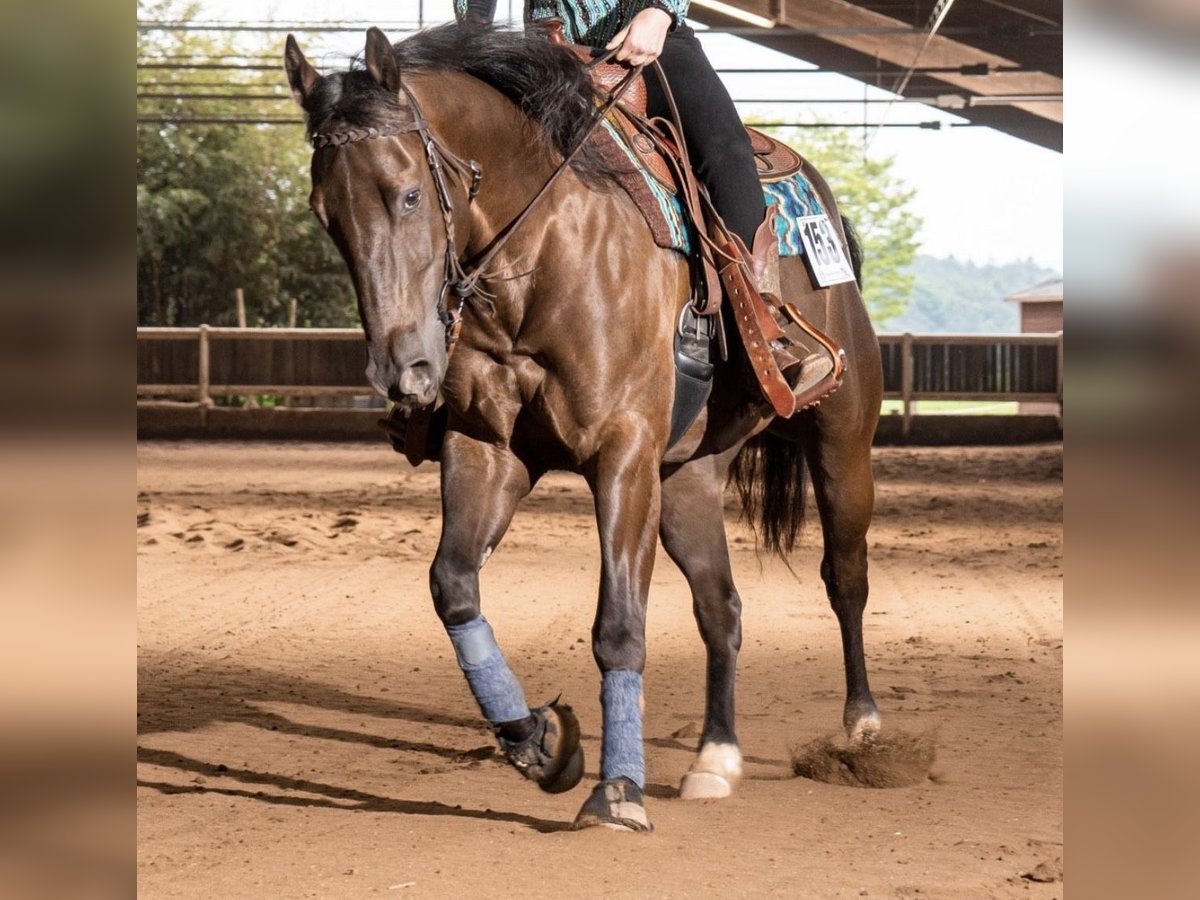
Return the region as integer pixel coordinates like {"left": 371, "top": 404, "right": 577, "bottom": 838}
{"left": 618, "top": 109, "right": 718, "bottom": 315}
{"left": 719, "top": 244, "right": 797, "bottom": 419}
{"left": 647, "top": 61, "right": 725, "bottom": 316}
{"left": 445, "top": 53, "right": 643, "bottom": 308}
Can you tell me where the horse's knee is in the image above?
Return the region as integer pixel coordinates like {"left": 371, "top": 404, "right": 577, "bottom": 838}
{"left": 592, "top": 619, "right": 646, "bottom": 673}
{"left": 429, "top": 553, "right": 480, "bottom": 626}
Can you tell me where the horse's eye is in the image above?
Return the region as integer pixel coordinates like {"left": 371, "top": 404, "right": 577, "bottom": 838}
{"left": 403, "top": 189, "right": 421, "bottom": 211}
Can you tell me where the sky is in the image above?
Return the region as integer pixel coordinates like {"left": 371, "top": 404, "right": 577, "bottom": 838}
{"left": 185, "top": 0, "right": 1064, "bottom": 272}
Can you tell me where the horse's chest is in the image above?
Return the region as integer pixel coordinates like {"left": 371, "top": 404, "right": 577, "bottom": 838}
{"left": 447, "top": 352, "right": 580, "bottom": 453}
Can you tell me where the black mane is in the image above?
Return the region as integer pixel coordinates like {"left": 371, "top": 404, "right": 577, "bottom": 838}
{"left": 300, "top": 23, "right": 614, "bottom": 183}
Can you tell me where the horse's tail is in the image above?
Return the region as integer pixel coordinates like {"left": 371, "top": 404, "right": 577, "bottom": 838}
{"left": 728, "top": 217, "right": 859, "bottom": 557}
{"left": 841, "top": 215, "right": 864, "bottom": 288}
{"left": 729, "top": 430, "right": 809, "bottom": 558}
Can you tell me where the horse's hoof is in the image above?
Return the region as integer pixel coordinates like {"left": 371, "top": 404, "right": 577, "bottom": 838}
{"left": 572, "top": 778, "right": 653, "bottom": 833}
{"left": 499, "top": 700, "right": 584, "bottom": 794}
{"left": 847, "top": 710, "right": 882, "bottom": 747}
{"left": 679, "top": 742, "right": 743, "bottom": 800}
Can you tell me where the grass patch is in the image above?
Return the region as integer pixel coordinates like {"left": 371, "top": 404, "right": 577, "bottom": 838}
{"left": 880, "top": 400, "right": 1019, "bottom": 416}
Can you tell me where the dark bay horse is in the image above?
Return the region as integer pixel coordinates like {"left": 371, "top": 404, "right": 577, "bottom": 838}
{"left": 284, "top": 23, "right": 882, "bottom": 832}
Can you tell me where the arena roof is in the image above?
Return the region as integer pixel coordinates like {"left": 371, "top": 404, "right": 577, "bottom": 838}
{"left": 689, "top": 0, "right": 1063, "bottom": 151}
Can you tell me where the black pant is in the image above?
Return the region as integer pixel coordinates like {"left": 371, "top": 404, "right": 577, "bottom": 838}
{"left": 643, "top": 26, "right": 764, "bottom": 249}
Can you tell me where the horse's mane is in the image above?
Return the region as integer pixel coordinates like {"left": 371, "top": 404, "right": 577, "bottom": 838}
{"left": 300, "top": 23, "right": 614, "bottom": 184}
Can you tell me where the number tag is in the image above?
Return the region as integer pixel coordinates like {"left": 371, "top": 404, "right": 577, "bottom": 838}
{"left": 797, "top": 214, "right": 856, "bottom": 287}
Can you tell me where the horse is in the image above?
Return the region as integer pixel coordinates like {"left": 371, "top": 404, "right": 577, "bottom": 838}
{"left": 284, "top": 22, "right": 883, "bottom": 832}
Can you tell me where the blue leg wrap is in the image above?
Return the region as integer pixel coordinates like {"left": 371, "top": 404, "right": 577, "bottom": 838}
{"left": 600, "top": 670, "right": 645, "bottom": 788}
{"left": 445, "top": 616, "right": 529, "bottom": 726}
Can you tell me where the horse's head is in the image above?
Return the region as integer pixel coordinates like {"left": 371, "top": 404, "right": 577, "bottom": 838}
{"left": 285, "top": 29, "right": 451, "bottom": 411}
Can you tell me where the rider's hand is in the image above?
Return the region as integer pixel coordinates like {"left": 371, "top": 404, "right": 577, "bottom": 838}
{"left": 605, "top": 8, "right": 672, "bottom": 66}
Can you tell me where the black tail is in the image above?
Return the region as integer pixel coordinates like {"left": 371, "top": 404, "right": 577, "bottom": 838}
{"left": 729, "top": 430, "right": 808, "bottom": 557}
{"left": 841, "top": 215, "right": 863, "bottom": 288}
{"left": 728, "top": 218, "right": 859, "bottom": 556}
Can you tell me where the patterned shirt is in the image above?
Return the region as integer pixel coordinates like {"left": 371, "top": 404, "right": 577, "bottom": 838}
{"left": 455, "top": 0, "right": 690, "bottom": 48}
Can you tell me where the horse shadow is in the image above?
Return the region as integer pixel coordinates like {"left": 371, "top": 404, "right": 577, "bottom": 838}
{"left": 136, "top": 655, "right": 570, "bottom": 832}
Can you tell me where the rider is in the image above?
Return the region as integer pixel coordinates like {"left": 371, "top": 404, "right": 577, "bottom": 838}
{"left": 454, "top": 0, "right": 840, "bottom": 402}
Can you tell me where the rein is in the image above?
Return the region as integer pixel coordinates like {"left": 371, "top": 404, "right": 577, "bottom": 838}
{"left": 310, "top": 49, "right": 643, "bottom": 355}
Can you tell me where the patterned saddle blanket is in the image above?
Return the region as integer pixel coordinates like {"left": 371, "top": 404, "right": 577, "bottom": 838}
{"left": 591, "top": 117, "right": 833, "bottom": 261}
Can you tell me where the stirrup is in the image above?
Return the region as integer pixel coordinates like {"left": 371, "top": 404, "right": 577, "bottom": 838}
{"left": 771, "top": 302, "right": 847, "bottom": 410}
{"left": 746, "top": 206, "right": 845, "bottom": 410}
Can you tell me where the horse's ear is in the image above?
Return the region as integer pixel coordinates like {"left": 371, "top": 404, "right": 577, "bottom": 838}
{"left": 284, "top": 34, "right": 320, "bottom": 107}
{"left": 364, "top": 27, "right": 401, "bottom": 94}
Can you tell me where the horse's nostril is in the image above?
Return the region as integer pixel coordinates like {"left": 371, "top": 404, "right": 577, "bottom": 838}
{"left": 397, "top": 364, "right": 432, "bottom": 398}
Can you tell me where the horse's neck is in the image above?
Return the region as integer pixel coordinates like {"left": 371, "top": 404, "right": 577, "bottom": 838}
{"left": 410, "top": 72, "right": 560, "bottom": 253}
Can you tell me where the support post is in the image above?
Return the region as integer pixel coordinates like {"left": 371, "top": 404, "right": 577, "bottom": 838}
{"left": 901, "top": 331, "right": 914, "bottom": 441}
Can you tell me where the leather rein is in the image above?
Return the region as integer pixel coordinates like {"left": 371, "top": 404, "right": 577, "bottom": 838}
{"left": 309, "top": 49, "right": 644, "bottom": 354}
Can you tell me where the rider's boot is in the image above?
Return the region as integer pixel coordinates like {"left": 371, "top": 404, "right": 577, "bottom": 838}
{"left": 740, "top": 207, "right": 845, "bottom": 410}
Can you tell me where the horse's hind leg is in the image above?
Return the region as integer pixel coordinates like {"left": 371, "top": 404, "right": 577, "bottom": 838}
{"left": 790, "top": 413, "right": 882, "bottom": 744}
{"left": 430, "top": 434, "right": 583, "bottom": 793}
{"left": 659, "top": 453, "right": 745, "bottom": 799}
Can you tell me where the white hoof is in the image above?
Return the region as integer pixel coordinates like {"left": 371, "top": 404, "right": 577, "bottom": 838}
{"left": 848, "top": 712, "right": 882, "bottom": 747}
{"left": 679, "top": 742, "right": 743, "bottom": 800}
{"left": 680, "top": 771, "right": 733, "bottom": 799}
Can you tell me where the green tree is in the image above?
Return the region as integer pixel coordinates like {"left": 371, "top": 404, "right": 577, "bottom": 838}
{"left": 761, "top": 125, "right": 922, "bottom": 327}
{"left": 889, "top": 255, "right": 1058, "bottom": 333}
{"left": 136, "top": 1, "right": 354, "bottom": 327}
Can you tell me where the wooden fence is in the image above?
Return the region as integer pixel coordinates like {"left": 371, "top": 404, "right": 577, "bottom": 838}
{"left": 137, "top": 327, "right": 1063, "bottom": 441}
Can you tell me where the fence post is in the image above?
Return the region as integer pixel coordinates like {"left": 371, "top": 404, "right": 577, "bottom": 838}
{"left": 1055, "top": 329, "right": 1063, "bottom": 423}
{"left": 901, "top": 332, "right": 914, "bottom": 441}
{"left": 197, "top": 325, "right": 212, "bottom": 426}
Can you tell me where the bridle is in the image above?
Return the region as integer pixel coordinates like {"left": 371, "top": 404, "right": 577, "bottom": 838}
{"left": 311, "top": 92, "right": 483, "bottom": 352}
{"left": 309, "top": 52, "right": 642, "bottom": 355}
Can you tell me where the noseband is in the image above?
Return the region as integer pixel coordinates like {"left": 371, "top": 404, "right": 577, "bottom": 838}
{"left": 309, "top": 58, "right": 642, "bottom": 355}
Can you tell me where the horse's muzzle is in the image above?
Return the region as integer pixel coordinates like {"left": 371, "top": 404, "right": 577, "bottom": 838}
{"left": 386, "top": 360, "right": 439, "bottom": 410}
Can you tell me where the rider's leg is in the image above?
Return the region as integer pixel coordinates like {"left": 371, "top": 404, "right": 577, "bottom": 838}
{"left": 645, "top": 26, "right": 842, "bottom": 409}
{"left": 643, "top": 25, "right": 762, "bottom": 249}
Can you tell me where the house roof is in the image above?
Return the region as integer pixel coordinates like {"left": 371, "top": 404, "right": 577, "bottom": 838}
{"left": 1005, "top": 277, "right": 1064, "bottom": 304}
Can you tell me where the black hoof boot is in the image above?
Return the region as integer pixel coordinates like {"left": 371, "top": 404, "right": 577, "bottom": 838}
{"left": 498, "top": 701, "right": 584, "bottom": 794}
{"left": 571, "top": 778, "right": 653, "bottom": 833}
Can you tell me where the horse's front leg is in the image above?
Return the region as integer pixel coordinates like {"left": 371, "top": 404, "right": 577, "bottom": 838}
{"left": 430, "top": 434, "right": 584, "bottom": 793}
{"left": 572, "top": 427, "right": 663, "bottom": 833}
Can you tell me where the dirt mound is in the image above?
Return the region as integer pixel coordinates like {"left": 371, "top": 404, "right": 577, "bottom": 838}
{"left": 789, "top": 730, "right": 938, "bottom": 788}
